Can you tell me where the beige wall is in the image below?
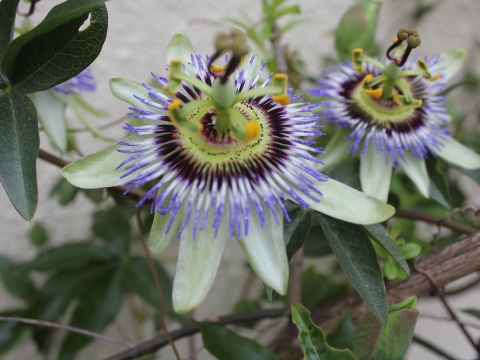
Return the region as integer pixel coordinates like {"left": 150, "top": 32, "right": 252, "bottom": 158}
{"left": 1, "top": 0, "right": 480, "bottom": 358}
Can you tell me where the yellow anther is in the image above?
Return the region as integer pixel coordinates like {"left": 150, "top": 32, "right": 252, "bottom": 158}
{"left": 392, "top": 37, "right": 399, "bottom": 43}
{"left": 168, "top": 99, "right": 183, "bottom": 110}
{"left": 210, "top": 64, "right": 227, "bottom": 73}
{"left": 352, "top": 48, "right": 364, "bottom": 72}
{"left": 364, "top": 88, "right": 383, "bottom": 98}
{"left": 427, "top": 73, "right": 441, "bottom": 81}
{"left": 272, "top": 94, "right": 290, "bottom": 105}
{"left": 243, "top": 121, "right": 261, "bottom": 143}
{"left": 418, "top": 60, "right": 440, "bottom": 81}
{"left": 393, "top": 94, "right": 423, "bottom": 109}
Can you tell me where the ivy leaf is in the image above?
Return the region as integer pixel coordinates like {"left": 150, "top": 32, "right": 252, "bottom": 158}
{"left": 291, "top": 303, "right": 357, "bottom": 360}
{"left": 2, "top": 1, "right": 108, "bottom": 93}
{"left": 196, "top": 321, "right": 278, "bottom": 360}
{"left": 58, "top": 267, "right": 124, "bottom": 359}
{"left": 362, "top": 224, "right": 409, "bottom": 275}
{"left": 0, "top": 0, "right": 19, "bottom": 61}
{"left": 0, "top": 89, "right": 39, "bottom": 220}
{"left": 316, "top": 213, "right": 387, "bottom": 325}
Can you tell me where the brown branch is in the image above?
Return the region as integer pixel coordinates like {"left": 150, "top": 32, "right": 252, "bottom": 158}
{"left": 0, "top": 316, "right": 134, "bottom": 348}
{"left": 269, "top": 231, "right": 480, "bottom": 359}
{"left": 395, "top": 208, "right": 477, "bottom": 234}
{"left": 37, "top": 148, "right": 148, "bottom": 203}
{"left": 135, "top": 213, "right": 180, "bottom": 360}
{"left": 104, "top": 309, "right": 288, "bottom": 360}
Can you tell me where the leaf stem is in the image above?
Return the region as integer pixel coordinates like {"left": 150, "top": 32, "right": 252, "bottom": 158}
{"left": 0, "top": 316, "right": 134, "bottom": 349}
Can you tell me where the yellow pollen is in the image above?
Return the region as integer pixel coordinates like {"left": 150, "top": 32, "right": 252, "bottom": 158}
{"left": 168, "top": 99, "right": 182, "bottom": 110}
{"left": 272, "top": 94, "right": 290, "bottom": 105}
{"left": 243, "top": 121, "right": 261, "bottom": 143}
{"left": 363, "top": 88, "right": 383, "bottom": 98}
{"left": 210, "top": 64, "right": 227, "bottom": 73}
{"left": 427, "top": 73, "right": 441, "bottom": 81}
{"left": 392, "top": 37, "right": 399, "bottom": 43}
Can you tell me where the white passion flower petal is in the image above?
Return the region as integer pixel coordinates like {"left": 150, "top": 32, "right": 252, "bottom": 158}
{"left": 33, "top": 90, "right": 67, "bottom": 152}
{"left": 238, "top": 206, "right": 288, "bottom": 295}
{"left": 172, "top": 218, "right": 230, "bottom": 314}
{"left": 433, "top": 136, "right": 480, "bottom": 170}
{"left": 402, "top": 153, "right": 430, "bottom": 198}
{"left": 110, "top": 78, "right": 158, "bottom": 113}
{"left": 149, "top": 207, "right": 183, "bottom": 254}
{"left": 360, "top": 145, "right": 393, "bottom": 203}
{"left": 62, "top": 134, "right": 155, "bottom": 188}
{"left": 166, "top": 33, "right": 196, "bottom": 66}
{"left": 303, "top": 178, "right": 395, "bottom": 225}
{"left": 438, "top": 49, "right": 466, "bottom": 82}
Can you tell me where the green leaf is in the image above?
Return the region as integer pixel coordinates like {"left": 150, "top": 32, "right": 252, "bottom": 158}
{"left": 196, "top": 321, "right": 278, "bottom": 360}
{"left": 2, "top": 1, "right": 108, "bottom": 93}
{"left": 125, "top": 256, "right": 185, "bottom": 323}
{"left": 291, "top": 303, "right": 356, "bottom": 360}
{"left": 0, "top": 0, "right": 19, "bottom": 61}
{"left": 372, "top": 309, "right": 418, "bottom": 360}
{"left": 231, "top": 299, "right": 262, "bottom": 328}
{"left": 50, "top": 177, "right": 79, "bottom": 205}
{"left": 58, "top": 267, "right": 124, "bottom": 359}
{"left": 326, "top": 310, "right": 355, "bottom": 350}
{"left": 28, "top": 221, "right": 48, "bottom": 246}
{"left": 83, "top": 188, "right": 103, "bottom": 203}
{"left": 301, "top": 267, "right": 349, "bottom": 308}
{"left": 362, "top": 224, "right": 409, "bottom": 275}
{"left": 0, "top": 89, "right": 39, "bottom": 220}
{"left": 304, "top": 225, "right": 333, "bottom": 257}
{"left": 462, "top": 308, "right": 480, "bottom": 319}
{"left": 0, "top": 255, "right": 36, "bottom": 300}
{"left": 335, "top": 2, "right": 380, "bottom": 60}
{"left": 328, "top": 157, "right": 361, "bottom": 190}
{"left": 0, "top": 309, "right": 30, "bottom": 355}
{"left": 352, "top": 313, "right": 383, "bottom": 360}
{"left": 400, "top": 243, "right": 421, "bottom": 259}
{"left": 14, "top": 243, "right": 112, "bottom": 273}
{"left": 426, "top": 157, "right": 451, "bottom": 208}
{"left": 91, "top": 207, "right": 130, "bottom": 254}
{"left": 274, "top": 4, "right": 301, "bottom": 19}
{"left": 316, "top": 213, "right": 387, "bottom": 325}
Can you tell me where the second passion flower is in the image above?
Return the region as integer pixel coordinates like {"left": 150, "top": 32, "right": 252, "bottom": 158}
{"left": 62, "top": 33, "right": 394, "bottom": 313}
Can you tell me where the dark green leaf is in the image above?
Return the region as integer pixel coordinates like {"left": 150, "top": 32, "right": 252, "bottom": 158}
{"left": 326, "top": 310, "right": 354, "bottom": 350}
{"left": 426, "top": 158, "right": 451, "bottom": 209}
{"left": 274, "top": 4, "right": 301, "bottom": 19}
{"left": 196, "top": 321, "right": 278, "bottom": 360}
{"left": 264, "top": 284, "right": 276, "bottom": 302}
{"left": 0, "top": 309, "right": 30, "bottom": 355}
{"left": 232, "top": 299, "right": 262, "bottom": 328}
{"left": 462, "top": 308, "right": 480, "bottom": 319}
{"left": 373, "top": 309, "right": 418, "bottom": 360}
{"left": 316, "top": 213, "right": 387, "bottom": 325}
{"left": 125, "top": 256, "right": 185, "bottom": 324}
{"left": 301, "top": 267, "right": 349, "bottom": 308}
{"left": 14, "top": 243, "right": 112, "bottom": 273}
{"left": 28, "top": 222, "right": 48, "bottom": 246}
{"left": 0, "top": 0, "right": 19, "bottom": 60}
{"left": 83, "top": 188, "right": 103, "bottom": 203}
{"left": 304, "top": 225, "right": 333, "bottom": 257}
{"left": 327, "top": 158, "right": 361, "bottom": 190}
{"left": 92, "top": 207, "right": 131, "bottom": 254}
{"left": 50, "top": 177, "right": 79, "bottom": 205}
{"left": 0, "top": 255, "right": 36, "bottom": 300}
{"left": 0, "top": 89, "right": 38, "bottom": 220}
{"left": 58, "top": 267, "right": 124, "bottom": 359}
{"left": 2, "top": 2, "right": 108, "bottom": 93}
{"left": 362, "top": 224, "right": 409, "bottom": 274}
{"left": 291, "top": 303, "right": 356, "bottom": 360}
{"left": 352, "top": 313, "right": 383, "bottom": 360}
{"left": 451, "top": 164, "right": 480, "bottom": 186}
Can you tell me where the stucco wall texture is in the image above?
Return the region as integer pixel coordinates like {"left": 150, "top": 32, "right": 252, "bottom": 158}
{"left": 1, "top": 0, "right": 480, "bottom": 359}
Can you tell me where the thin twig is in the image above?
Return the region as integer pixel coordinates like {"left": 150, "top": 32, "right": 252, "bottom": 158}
{"left": 188, "top": 310, "right": 197, "bottom": 360}
{"left": 0, "top": 316, "right": 134, "bottom": 348}
{"left": 419, "top": 313, "right": 480, "bottom": 331}
{"left": 395, "top": 208, "right": 477, "bottom": 235}
{"left": 104, "top": 308, "right": 288, "bottom": 360}
{"left": 135, "top": 213, "right": 181, "bottom": 360}
{"left": 413, "top": 335, "right": 457, "bottom": 360}
{"left": 413, "top": 260, "right": 479, "bottom": 351}
{"left": 70, "top": 115, "right": 130, "bottom": 132}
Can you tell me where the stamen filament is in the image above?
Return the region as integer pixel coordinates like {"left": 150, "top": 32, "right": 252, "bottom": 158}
{"left": 171, "top": 73, "right": 213, "bottom": 97}
{"left": 233, "top": 86, "right": 283, "bottom": 103}
{"left": 396, "top": 78, "right": 413, "bottom": 103}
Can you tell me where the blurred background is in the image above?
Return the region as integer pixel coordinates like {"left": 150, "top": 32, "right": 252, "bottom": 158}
{"left": 1, "top": 0, "right": 480, "bottom": 359}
